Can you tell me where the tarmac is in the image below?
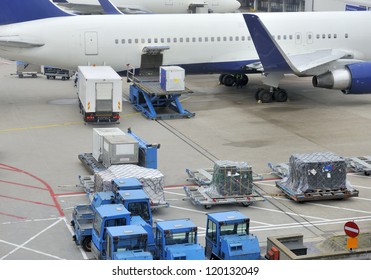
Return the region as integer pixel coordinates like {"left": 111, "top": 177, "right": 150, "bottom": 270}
{"left": 1, "top": 58, "right": 371, "bottom": 260}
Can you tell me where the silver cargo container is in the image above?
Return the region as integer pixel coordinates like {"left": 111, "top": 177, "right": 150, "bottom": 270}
{"left": 92, "top": 128, "right": 126, "bottom": 162}
{"left": 102, "top": 135, "right": 139, "bottom": 168}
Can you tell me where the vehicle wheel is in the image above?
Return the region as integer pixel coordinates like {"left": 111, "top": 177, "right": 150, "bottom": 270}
{"left": 242, "top": 202, "right": 250, "bottom": 207}
{"left": 222, "top": 74, "right": 236, "bottom": 87}
{"left": 32, "top": 74, "right": 37, "bottom": 78}
{"left": 47, "top": 76, "right": 50, "bottom": 79}
{"left": 219, "top": 74, "right": 227, "bottom": 84}
{"left": 236, "top": 74, "right": 249, "bottom": 87}
{"left": 273, "top": 88, "right": 288, "bottom": 102}
{"left": 204, "top": 205, "right": 212, "bottom": 209}
{"left": 258, "top": 89, "right": 273, "bottom": 103}
{"left": 18, "top": 74, "right": 23, "bottom": 78}
{"left": 82, "top": 237, "right": 92, "bottom": 252}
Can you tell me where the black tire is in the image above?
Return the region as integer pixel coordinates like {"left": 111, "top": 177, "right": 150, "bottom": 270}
{"left": 219, "top": 74, "right": 227, "bottom": 84}
{"left": 222, "top": 74, "right": 236, "bottom": 87}
{"left": 236, "top": 74, "right": 249, "bottom": 87}
{"left": 273, "top": 88, "right": 288, "bottom": 102}
{"left": 258, "top": 89, "right": 273, "bottom": 103}
{"left": 82, "top": 236, "right": 92, "bottom": 252}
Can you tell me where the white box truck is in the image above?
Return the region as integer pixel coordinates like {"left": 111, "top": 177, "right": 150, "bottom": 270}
{"left": 77, "top": 66, "right": 122, "bottom": 123}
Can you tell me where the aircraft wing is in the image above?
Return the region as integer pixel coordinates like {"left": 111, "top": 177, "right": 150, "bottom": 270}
{"left": 0, "top": 36, "right": 44, "bottom": 48}
{"left": 56, "top": 2, "right": 152, "bottom": 14}
{"left": 243, "top": 14, "right": 355, "bottom": 76}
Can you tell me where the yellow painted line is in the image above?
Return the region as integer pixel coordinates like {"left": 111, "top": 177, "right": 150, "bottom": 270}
{"left": 0, "top": 122, "right": 83, "bottom": 133}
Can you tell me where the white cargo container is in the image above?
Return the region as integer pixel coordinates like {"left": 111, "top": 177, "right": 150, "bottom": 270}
{"left": 92, "top": 128, "right": 126, "bottom": 162}
{"left": 159, "top": 66, "right": 185, "bottom": 91}
{"left": 102, "top": 134, "right": 139, "bottom": 168}
{"left": 77, "top": 66, "right": 122, "bottom": 123}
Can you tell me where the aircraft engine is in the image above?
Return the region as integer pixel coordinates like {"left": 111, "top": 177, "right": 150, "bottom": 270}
{"left": 312, "top": 62, "right": 371, "bottom": 94}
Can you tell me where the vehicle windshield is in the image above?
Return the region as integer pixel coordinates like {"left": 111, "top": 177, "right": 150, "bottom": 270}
{"left": 220, "top": 222, "right": 248, "bottom": 236}
{"left": 127, "top": 201, "right": 150, "bottom": 223}
{"left": 115, "top": 236, "right": 147, "bottom": 252}
{"left": 165, "top": 231, "right": 196, "bottom": 245}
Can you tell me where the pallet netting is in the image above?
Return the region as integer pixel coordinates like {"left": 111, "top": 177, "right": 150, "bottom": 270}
{"left": 281, "top": 152, "right": 354, "bottom": 193}
{"left": 94, "top": 164, "right": 166, "bottom": 205}
{"left": 209, "top": 160, "right": 254, "bottom": 196}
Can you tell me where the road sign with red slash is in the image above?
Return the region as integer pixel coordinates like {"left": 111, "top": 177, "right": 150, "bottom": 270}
{"left": 344, "top": 221, "right": 360, "bottom": 238}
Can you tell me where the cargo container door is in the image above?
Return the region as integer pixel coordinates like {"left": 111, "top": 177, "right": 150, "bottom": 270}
{"left": 95, "top": 83, "right": 113, "bottom": 113}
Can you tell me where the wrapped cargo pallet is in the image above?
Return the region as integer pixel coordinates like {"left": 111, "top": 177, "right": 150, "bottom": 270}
{"left": 281, "top": 152, "right": 353, "bottom": 193}
{"left": 94, "top": 164, "right": 167, "bottom": 207}
{"left": 209, "top": 160, "right": 254, "bottom": 196}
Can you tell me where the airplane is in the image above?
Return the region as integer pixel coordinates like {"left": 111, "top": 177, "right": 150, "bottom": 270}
{"left": 1, "top": 0, "right": 371, "bottom": 103}
{"left": 56, "top": 0, "right": 241, "bottom": 14}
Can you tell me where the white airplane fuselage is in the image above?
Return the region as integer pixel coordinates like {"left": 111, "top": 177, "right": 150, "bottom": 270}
{"left": 66, "top": 0, "right": 241, "bottom": 13}
{"left": 0, "top": 12, "right": 370, "bottom": 74}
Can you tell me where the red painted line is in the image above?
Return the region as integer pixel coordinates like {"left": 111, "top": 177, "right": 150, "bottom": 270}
{"left": 0, "top": 166, "right": 18, "bottom": 172}
{"left": 0, "top": 179, "right": 48, "bottom": 191}
{"left": 0, "top": 194, "right": 57, "bottom": 208}
{"left": 0, "top": 211, "right": 27, "bottom": 220}
{"left": 0, "top": 163, "right": 64, "bottom": 216}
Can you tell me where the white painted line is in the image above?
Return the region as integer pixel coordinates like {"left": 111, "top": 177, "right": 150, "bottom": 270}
{"left": 350, "top": 184, "right": 371, "bottom": 190}
{"left": 344, "top": 226, "right": 359, "bottom": 233}
{"left": 0, "top": 240, "right": 64, "bottom": 260}
{"left": 0, "top": 218, "right": 64, "bottom": 260}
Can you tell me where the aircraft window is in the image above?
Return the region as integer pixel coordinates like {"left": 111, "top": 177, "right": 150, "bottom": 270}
{"left": 192, "top": 37, "right": 196, "bottom": 42}
{"left": 148, "top": 38, "right": 152, "bottom": 43}
{"left": 277, "top": 35, "right": 281, "bottom": 40}
{"left": 128, "top": 39, "right": 132, "bottom": 44}
{"left": 217, "top": 37, "right": 221, "bottom": 42}
{"left": 173, "top": 38, "right": 177, "bottom": 43}
{"left": 235, "top": 36, "right": 239, "bottom": 41}
{"left": 198, "top": 37, "right": 202, "bottom": 42}
{"left": 334, "top": 34, "right": 337, "bottom": 39}
{"left": 223, "top": 36, "right": 227, "bottom": 41}
{"left": 186, "top": 37, "right": 190, "bottom": 43}
{"left": 115, "top": 39, "right": 119, "bottom": 44}
{"left": 248, "top": 36, "right": 251, "bottom": 41}
{"left": 322, "top": 34, "right": 325, "bottom": 39}
{"left": 241, "top": 36, "right": 245, "bottom": 41}
{"left": 296, "top": 34, "right": 301, "bottom": 40}
{"left": 289, "top": 35, "right": 293, "bottom": 40}
{"left": 328, "top": 34, "right": 331, "bottom": 39}
{"left": 283, "top": 35, "right": 287, "bottom": 40}
{"left": 211, "top": 37, "right": 215, "bottom": 42}
{"left": 121, "top": 39, "right": 125, "bottom": 44}
{"left": 180, "top": 38, "right": 183, "bottom": 43}
{"left": 272, "top": 35, "right": 275, "bottom": 39}
{"left": 229, "top": 36, "right": 233, "bottom": 41}
{"left": 205, "top": 37, "right": 208, "bottom": 42}
{"left": 345, "top": 33, "right": 349, "bottom": 38}
{"left": 154, "top": 38, "right": 158, "bottom": 43}
{"left": 135, "top": 39, "right": 139, "bottom": 44}
{"left": 141, "top": 39, "right": 145, "bottom": 44}
{"left": 167, "top": 38, "right": 171, "bottom": 43}
{"left": 316, "top": 34, "right": 320, "bottom": 39}
{"left": 307, "top": 34, "right": 311, "bottom": 40}
{"left": 161, "top": 38, "right": 164, "bottom": 43}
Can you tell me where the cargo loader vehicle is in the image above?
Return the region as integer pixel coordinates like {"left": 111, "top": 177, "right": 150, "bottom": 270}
{"left": 205, "top": 210, "right": 261, "bottom": 260}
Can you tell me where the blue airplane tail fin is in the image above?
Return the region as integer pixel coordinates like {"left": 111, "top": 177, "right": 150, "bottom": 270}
{"left": 0, "top": 0, "right": 72, "bottom": 25}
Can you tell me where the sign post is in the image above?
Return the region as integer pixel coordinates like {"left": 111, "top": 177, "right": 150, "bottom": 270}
{"left": 344, "top": 221, "right": 360, "bottom": 250}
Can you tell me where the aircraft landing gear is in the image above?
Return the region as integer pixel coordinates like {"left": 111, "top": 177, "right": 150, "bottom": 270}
{"left": 219, "top": 74, "right": 249, "bottom": 88}
{"left": 255, "top": 87, "right": 288, "bottom": 103}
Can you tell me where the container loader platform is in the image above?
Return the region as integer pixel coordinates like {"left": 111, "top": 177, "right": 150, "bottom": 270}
{"left": 269, "top": 152, "right": 359, "bottom": 202}
{"left": 127, "top": 65, "right": 195, "bottom": 120}
{"left": 184, "top": 160, "right": 265, "bottom": 209}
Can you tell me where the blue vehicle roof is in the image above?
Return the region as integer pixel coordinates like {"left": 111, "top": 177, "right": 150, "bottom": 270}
{"left": 156, "top": 219, "right": 196, "bottom": 232}
{"left": 117, "top": 189, "right": 150, "bottom": 201}
{"left": 208, "top": 211, "right": 248, "bottom": 223}
{"left": 112, "top": 177, "right": 142, "bottom": 190}
{"left": 95, "top": 204, "right": 131, "bottom": 218}
{"left": 107, "top": 225, "right": 148, "bottom": 237}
